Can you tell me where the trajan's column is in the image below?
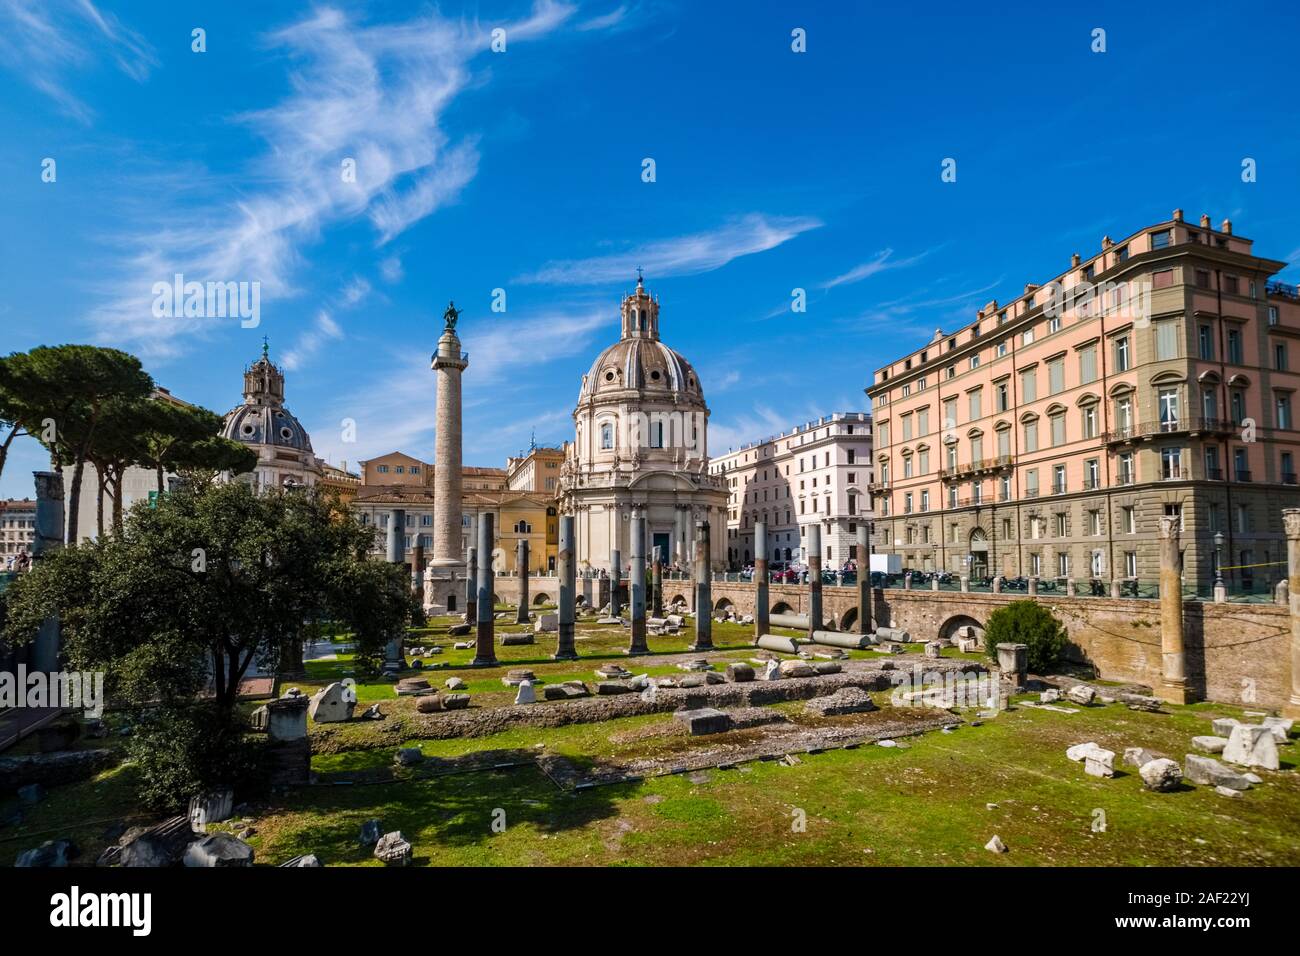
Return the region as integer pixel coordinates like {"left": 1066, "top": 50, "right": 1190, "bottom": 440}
{"left": 424, "top": 301, "right": 469, "bottom": 614}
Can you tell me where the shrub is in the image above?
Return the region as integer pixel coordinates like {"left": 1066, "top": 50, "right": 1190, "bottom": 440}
{"left": 127, "top": 703, "right": 265, "bottom": 812}
{"left": 983, "top": 600, "right": 1068, "bottom": 674}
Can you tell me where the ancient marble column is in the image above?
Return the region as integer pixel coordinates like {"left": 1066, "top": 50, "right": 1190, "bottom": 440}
{"left": 652, "top": 546, "right": 665, "bottom": 617}
{"left": 383, "top": 508, "right": 407, "bottom": 673}
{"left": 692, "top": 520, "right": 714, "bottom": 650}
{"left": 515, "top": 539, "right": 531, "bottom": 624}
{"left": 1157, "top": 515, "right": 1190, "bottom": 703}
{"left": 754, "top": 519, "right": 770, "bottom": 643}
{"left": 555, "top": 516, "right": 578, "bottom": 660}
{"left": 856, "top": 522, "right": 872, "bottom": 635}
{"left": 410, "top": 541, "right": 426, "bottom": 600}
{"left": 428, "top": 305, "right": 469, "bottom": 613}
{"left": 386, "top": 509, "right": 406, "bottom": 563}
{"left": 674, "top": 508, "right": 686, "bottom": 569}
{"left": 465, "top": 546, "right": 477, "bottom": 626}
{"left": 1284, "top": 509, "right": 1300, "bottom": 718}
{"left": 1028, "top": 576, "right": 1038, "bottom": 596}
{"left": 629, "top": 509, "right": 649, "bottom": 655}
{"left": 609, "top": 549, "right": 623, "bottom": 618}
{"left": 472, "top": 514, "right": 497, "bottom": 667}
{"left": 807, "top": 524, "right": 823, "bottom": 640}
{"left": 30, "top": 471, "right": 64, "bottom": 672}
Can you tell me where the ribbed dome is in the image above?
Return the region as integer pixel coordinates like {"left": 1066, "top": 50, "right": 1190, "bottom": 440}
{"left": 579, "top": 338, "right": 702, "bottom": 401}
{"left": 221, "top": 403, "right": 315, "bottom": 452}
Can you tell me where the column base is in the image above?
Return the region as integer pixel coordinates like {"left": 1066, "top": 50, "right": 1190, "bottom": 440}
{"left": 552, "top": 651, "right": 579, "bottom": 661}
{"left": 688, "top": 642, "right": 715, "bottom": 652}
{"left": 624, "top": 648, "right": 652, "bottom": 657}
{"left": 469, "top": 656, "right": 499, "bottom": 668}
{"left": 1156, "top": 682, "right": 1194, "bottom": 705}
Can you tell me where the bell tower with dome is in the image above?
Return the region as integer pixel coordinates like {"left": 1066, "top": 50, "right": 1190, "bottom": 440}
{"left": 557, "top": 275, "right": 728, "bottom": 573}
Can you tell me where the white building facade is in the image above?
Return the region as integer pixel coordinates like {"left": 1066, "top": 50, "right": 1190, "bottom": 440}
{"left": 710, "top": 412, "right": 873, "bottom": 569}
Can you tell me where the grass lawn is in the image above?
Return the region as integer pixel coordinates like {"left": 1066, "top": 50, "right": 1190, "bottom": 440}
{"left": 5, "top": 614, "right": 1298, "bottom": 867}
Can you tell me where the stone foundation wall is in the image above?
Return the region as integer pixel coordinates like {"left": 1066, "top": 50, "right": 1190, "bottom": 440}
{"left": 704, "top": 580, "right": 1293, "bottom": 711}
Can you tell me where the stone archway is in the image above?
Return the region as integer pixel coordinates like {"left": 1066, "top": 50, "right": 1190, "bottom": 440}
{"left": 533, "top": 593, "right": 551, "bottom": 605}
{"left": 939, "top": 614, "right": 985, "bottom": 644}
{"left": 714, "top": 597, "right": 734, "bottom": 615}
{"left": 772, "top": 601, "right": 795, "bottom": 615}
{"left": 669, "top": 593, "right": 688, "bottom": 607}
{"left": 840, "top": 607, "right": 858, "bottom": 631}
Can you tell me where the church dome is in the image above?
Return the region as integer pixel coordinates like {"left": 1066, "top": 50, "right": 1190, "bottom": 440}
{"left": 577, "top": 275, "right": 705, "bottom": 403}
{"left": 221, "top": 346, "right": 315, "bottom": 454}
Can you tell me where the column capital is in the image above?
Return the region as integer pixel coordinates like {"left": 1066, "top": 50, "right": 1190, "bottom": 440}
{"left": 1284, "top": 508, "right": 1300, "bottom": 541}
{"left": 1157, "top": 515, "right": 1181, "bottom": 541}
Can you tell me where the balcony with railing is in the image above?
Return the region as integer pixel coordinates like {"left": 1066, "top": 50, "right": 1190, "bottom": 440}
{"left": 1102, "top": 418, "right": 1235, "bottom": 445}
{"left": 1236, "top": 469, "right": 1253, "bottom": 482}
{"left": 937, "top": 455, "right": 1014, "bottom": 481}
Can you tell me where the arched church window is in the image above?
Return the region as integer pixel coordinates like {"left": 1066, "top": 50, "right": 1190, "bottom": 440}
{"left": 601, "top": 423, "right": 614, "bottom": 449}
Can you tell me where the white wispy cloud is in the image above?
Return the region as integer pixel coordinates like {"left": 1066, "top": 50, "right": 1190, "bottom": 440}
{"left": 578, "top": 4, "right": 634, "bottom": 31}
{"left": 280, "top": 310, "right": 344, "bottom": 372}
{"left": 515, "top": 213, "right": 822, "bottom": 285}
{"left": 82, "top": 2, "right": 612, "bottom": 361}
{"left": 379, "top": 255, "right": 404, "bottom": 283}
{"left": 0, "top": 0, "right": 157, "bottom": 122}
{"left": 820, "top": 247, "right": 929, "bottom": 289}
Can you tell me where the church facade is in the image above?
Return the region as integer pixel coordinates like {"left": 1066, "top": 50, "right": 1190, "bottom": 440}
{"left": 558, "top": 277, "right": 728, "bottom": 572}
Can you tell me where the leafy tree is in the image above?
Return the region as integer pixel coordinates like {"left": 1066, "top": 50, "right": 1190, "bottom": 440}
{"left": 0, "top": 356, "right": 25, "bottom": 489}
{"left": 983, "top": 600, "right": 1069, "bottom": 674}
{"left": 3, "top": 481, "right": 417, "bottom": 805}
{"left": 0, "top": 346, "right": 153, "bottom": 545}
{"left": 171, "top": 433, "right": 258, "bottom": 491}
{"left": 136, "top": 402, "right": 231, "bottom": 494}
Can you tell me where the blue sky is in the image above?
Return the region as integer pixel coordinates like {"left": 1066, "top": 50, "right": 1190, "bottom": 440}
{"left": 3, "top": 0, "right": 1299, "bottom": 499}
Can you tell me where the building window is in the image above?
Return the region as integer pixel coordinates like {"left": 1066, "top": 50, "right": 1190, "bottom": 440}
{"left": 996, "top": 382, "right": 1009, "bottom": 412}
{"left": 1079, "top": 345, "right": 1097, "bottom": 384}
{"left": 1155, "top": 320, "right": 1179, "bottom": 361}
{"left": 601, "top": 424, "right": 614, "bottom": 449}
{"left": 1122, "top": 506, "right": 1135, "bottom": 534}
{"left": 1023, "top": 419, "right": 1038, "bottom": 452}
{"left": 1125, "top": 551, "right": 1137, "bottom": 578}
{"left": 1048, "top": 359, "right": 1064, "bottom": 395}
{"left": 1161, "top": 446, "right": 1184, "bottom": 480}
{"left": 1275, "top": 342, "right": 1289, "bottom": 371}
{"left": 1151, "top": 230, "right": 1171, "bottom": 249}
{"left": 1227, "top": 328, "right": 1243, "bottom": 364}
{"left": 1115, "top": 336, "right": 1130, "bottom": 371}
{"left": 1277, "top": 393, "right": 1293, "bottom": 430}
{"left": 1050, "top": 413, "right": 1066, "bottom": 447}
{"left": 1156, "top": 388, "right": 1179, "bottom": 428}
{"left": 1084, "top": 457, "right": 1099, "bottom": 489}
{"left": 1081, "top": 405, "right": 1098, "bottom": 439}
{"left": 1021, "top": 368, "right": 1037, "bottom": 403}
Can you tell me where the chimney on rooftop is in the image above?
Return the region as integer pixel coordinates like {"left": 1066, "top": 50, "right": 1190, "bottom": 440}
{"left": 1173, "top": 208, "right": 1184, "bottom": 222}
{"left": 1071, "top": 253, "right": 1081, "bottom": 267}
{"left": 1200, "top": 214, "right": 1211, "bottom": 228}
{"left": 1102, "top": 235, "right": 1113, "bottom": 248}
{"left": 1221, "top": 219, "right": 1232, "bottom": 235}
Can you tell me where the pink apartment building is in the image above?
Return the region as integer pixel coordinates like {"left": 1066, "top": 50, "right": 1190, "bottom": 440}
{"left": 866, "top": 210, "right": 1300, "bottom": 593}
